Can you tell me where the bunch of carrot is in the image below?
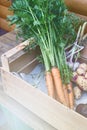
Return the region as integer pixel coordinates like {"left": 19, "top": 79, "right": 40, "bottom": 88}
{"left": 8, "top": 0, "right": 81, "bottom": 109}
{"left": 35, "top": 22, "right": 74, "bottom": 109}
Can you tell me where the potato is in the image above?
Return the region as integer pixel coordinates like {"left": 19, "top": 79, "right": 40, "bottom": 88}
{"left": 85, "top": 72, "right": 87, "bottom": 78}
{"left": 76, "top": 104, "right": 87, "bottom": 118}
{"left": 73, "top": 72, "right": 78, "bottom": 77}
{"left": 74, "top": 86, "right": 82, "bottom": 99}
{"left": 76, "top": 76, "right": 87, "bottom": 91}
{"left": 77, "top": 68, "right": 85, "bottom": 75}
{"left": 79, "top": 63, "right": 87, "bottom": 72}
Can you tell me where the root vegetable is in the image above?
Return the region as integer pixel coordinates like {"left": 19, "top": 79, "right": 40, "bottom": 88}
{"left": 73, "top": 72, "right": 78, "bottom": 81}
{"left": 51, "top": 67, "right": 67, "bottom": 106}
{"left": 76, "top": 76, "right": 87, "bottom": 91}
{"left": 77, "top": 68, "right": 85, "bottom": 75}
{"left": 46, "top": 71, "right": 55, "bottom": 98}
{"left": 76, "top": 104, "right": 87, "bottom": 118}
{"left": 73, "top": 72, "right": 78, "bottom": 77}
{"left": 63, "top": 84, "right": 69, "bottom": 107}
{"left": 85, "top": 72, "right": 87, "bottom": 78}
{"left": 79, "top": 63, "right": 87, "bottom": 72}
{"left": 73, "top": 86, "right": 82, "bottom": 99}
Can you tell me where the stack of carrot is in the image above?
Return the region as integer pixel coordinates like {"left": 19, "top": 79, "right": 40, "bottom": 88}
{"left": 44, "top": 38, "right": 74, "bottom": 109}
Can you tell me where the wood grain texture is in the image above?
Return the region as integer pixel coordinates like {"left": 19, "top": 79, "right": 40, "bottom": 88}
{"left": 0, "top": 17, "right": 15, "bottom": 31}
{"left": 65, "top": 0, "right": 87, "bottom": 16}
{"left": 0, "top": 5, "right": 13, "bottom": 19}
{"left": 1, "top": 67, "right": 87, "bottom": 130}
{"left": 0, "top": 90, "right": 56, "bottom": 130}
{"left": 0, "top": 31, "right": 22, "bottom": 66}
{"left": 0, "top": 0, "right": 11, "bottom": 7}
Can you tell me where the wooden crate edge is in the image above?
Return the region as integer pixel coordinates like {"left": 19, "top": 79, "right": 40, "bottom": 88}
{"left": 1, "top": 67, "right": 87, "bottom": 130}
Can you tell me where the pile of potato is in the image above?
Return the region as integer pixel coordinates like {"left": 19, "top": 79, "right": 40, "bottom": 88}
{"left": 73, "top": 63, "right": 87, "bottom": 99}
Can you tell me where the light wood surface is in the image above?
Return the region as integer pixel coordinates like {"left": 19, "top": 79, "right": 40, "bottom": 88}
{"left": 1, "top": 67, "right": 87, "bottom": 130}
{"left": 0, "top": 90, "right": 56, "bottom": 130}
{"left": 0, "top": 31, "right": 22, "bottom": 66}
{"left": 0, "top": 0, "right": 11, "bottom": 7}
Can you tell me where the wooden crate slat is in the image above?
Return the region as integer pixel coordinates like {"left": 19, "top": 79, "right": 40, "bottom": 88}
{"left": 1, "top": 39, "right": 32, "bottom": 59}
{"left": 0, "top": 90, "right": 56, "bottom": 130}
{"left": 1, "top": 39, "right": 39, "bottom": 72}
{"left": 0, "top": 17, "right": 15, "bottom": 31}
{"left": 1, "top": 68, "right": 87, "bottom": 130}
{"left": 0, "top": 0, "right": 11, "bottom": 7}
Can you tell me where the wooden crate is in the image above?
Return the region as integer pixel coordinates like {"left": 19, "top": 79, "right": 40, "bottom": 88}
{"left": 1, "top": 39, "right": 87, "bottom": 130}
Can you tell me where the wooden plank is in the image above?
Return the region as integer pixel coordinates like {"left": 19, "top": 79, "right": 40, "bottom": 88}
{"left": 0, "top": 90, "right": 56, "bottom": 130}
{"left": 0, "top": 31, "right": 22, "bottom": 66}
{"left": 1, "top": 38, "right": 35, "bottom": 71}
{"left": 1, "top": 47, "right": 40, "bottom": 73}
{"left": 65, "top": 0, "right": 87, "bottom": 16}
{"left": 10, "top": 56, "right": 38, "bottom": 73}
{"left": 1, "top": 67, "right": 87, "bottom": 130}
{"left": 1, "top": 38, "right": 38, "bottom": 72}
{"left": 16, "top": 58, "right": 38, "bottom": 74}
{"left": 0, "top": 31, "right": 21, "bottom": 44}
{"left": 1, "top": 55, "right": 10, "bottom": 72}
{"left": 0, "top": 17, "right": 15, "bottom": 31}
{"left": 1, "top": 39, "right": 33, "bottom": 59}
{"left": 0, "top": 0, "right": 11, "bottom": 7}
{"left": 0, "top": 5, "right": 13, "bottom": 19}
{"left": 74, "top": 13, "right": 87, "bottom": 21}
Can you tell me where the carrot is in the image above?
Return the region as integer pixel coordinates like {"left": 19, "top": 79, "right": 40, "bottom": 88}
{"left": 54, "top": 87, "right": 60, "bottom": 102}
{"left": 51, "top": 67, "right": 67, "bottom": 106}
{"left": 63, "top": 84, "right": 69, "bottom": 107}
{"left": 45, "top": 71, "right": 55, "bottom": 98}
{"left": 67, "top": 83, "right": 74, "bottom": 109}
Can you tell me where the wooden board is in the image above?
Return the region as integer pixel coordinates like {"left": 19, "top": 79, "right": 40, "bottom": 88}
{"left": 1, "top": 67, "right": 87, "bottom": 130}
{"left": 0, "top": 90, "right": 56, "bottom": 130}
{"left": 0, "top": 5, "right": 13, "bottom": 19}
{"left": 0, "top": 31, "right": 22, "bottom": 66}
{"left": 0, "top": 17, "right": 15, "bottom": 31}
{"left": 0, "top": 0, "right": 11, "bottom": 7}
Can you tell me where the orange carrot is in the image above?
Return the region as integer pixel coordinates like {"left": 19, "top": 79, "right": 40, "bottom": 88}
{"left": 51, "top": 67, "right": 67, "bottom": 106}
{"left": 54, "top": 87, "right": 60, "bottom": 102}
{"left": 67, "top": 83, "right": 74, "bottom": 109}
{"left": 63, "top": 84, "right": 69, "bottom": 107}
{"left": 45, "top": 71, "right": 55, "bottom": 98}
